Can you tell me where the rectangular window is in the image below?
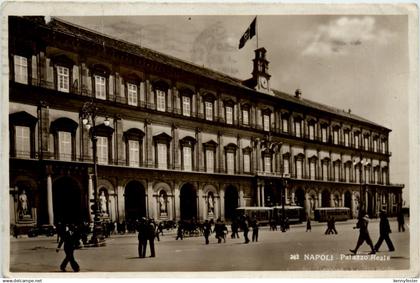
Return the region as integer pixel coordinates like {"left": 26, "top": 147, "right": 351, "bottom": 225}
{"left": 310, "top": 161, "right": 316, "bottom": 180}
{"left": 381, "top": 141, "right": 386, "bottom": 153}
{"left": 322, "top": 163, "right": 328, "bottom": 181}
{"left": 333, "top": 130, "right": 339, "bottom": 144}
{"left": 95, "top": 75, "right": 106, "bottom": 100}
{"left": 182, "top": 96, "right": 191, "bottom": 117}
{"left": 129, "top": 140, "right": 140, "bottom": 167}
{"left": 242, "top": 109, "right": 249, "bottom": 125}
{"left": 205, "top": 101, "right": 213, "bottom": 121}
{"left": 263, "top": 114, "right": 270, "bottom": 131}
{"left": 354, "top": 135, "right": 359, "bottom": 149}
{"left": 295, "top": 121, "right": 301, "bottom": 137}
{"left": 226, "top": 106, "right": 233, "bottom": 125}
{"left": 14, "top": 55, "right": 28, "bottom": 84}
{"left": 206, "top": 149, "right": 214, "bottom": 173}
{"left": 382, "top": 170, "right": 387, "bottom": 184}
{"left": 345, "top": 166, "right": 350, "bottom": 182}
{"left": 157, "top": 143, "right": 167, "bottom": 169}
{"left": 183, "top": 146, "right": 192, "bottom": 171}
{"left": 15, "top": 126, "right": 30, "bottom": 158}
{"left": 309, "top": 125, "right": 315, "bottom": 140}
{"left": 364, "top": 137, "right": 369, "bottom": 150}
{"left": 57, "top": 66, "right": 70, "bottom": 93}
{"left": 334, "top": 164, "right": 339, "bottom": 181}
{"left": 374, "top": 169, "right": 379, "bottom": 183}
{"left": 226, "top": 152, "right": 235, "bottom": 174}
{"left": 296, "top": 159, "right": 303, "bottom": 178}
{"left": 344, "top": 132, "right": 349, "bottom": 146}
{"left": 283, "top": 158, "right": 289, "bottom": 175}
{"left": 156, "top": 90, "right": 166, "bottom": 112}
{"left": 374, "top": 139, "right": 378, "bottom": 152}
{"left": 127, "top": 83, "right": 138, "bottom": 106}
{"left": 58, "top": 131, "right": 72, "bottom": 161}
{"left": 264, "top": 156, "right": 271, "bottom": 173}
{"left": 97, "top": 136, "right": 108, "bottom": 165}
{"left": 243, "top": 153, "right": 251, "bottom": 173}
{"left": 321, "top": 127, "right": 327, "bottom": 142}
{"left": 282, "top": 118, "right": 289, "bottom": 133}
{"left": 355, "top": 167, "right": 361, "bottom": 183}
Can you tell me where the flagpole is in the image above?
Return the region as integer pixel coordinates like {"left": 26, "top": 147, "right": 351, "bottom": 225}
{"left": 256, "top": 16, "right": 259, "bottom": 49}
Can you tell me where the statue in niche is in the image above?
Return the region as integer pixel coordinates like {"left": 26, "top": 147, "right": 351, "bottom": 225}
{"left": 99, "top": 191, "right": 108, "bottom": 214}
{"left": 159, "top": 191, "right": 167, "bottom": 214}
{"left": 309, "top": 196, "right": 315, "bottom": 213}
{"left": 208, "top": 193, "right": 214, "bottom": 214}
{"left": 18, "top": 189, "right": 30, "bottom": 218}
{"left": 334, "top": 196, "right": 339, "bottom": 207}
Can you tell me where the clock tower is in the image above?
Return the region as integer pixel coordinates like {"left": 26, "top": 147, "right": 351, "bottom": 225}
{"left": 252, "top": 47, "right": 271, "bottom": 93}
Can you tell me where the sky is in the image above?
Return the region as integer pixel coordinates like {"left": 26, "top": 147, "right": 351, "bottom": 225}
{"left": 62, "top": 15, "right": 409, "bottom": 203}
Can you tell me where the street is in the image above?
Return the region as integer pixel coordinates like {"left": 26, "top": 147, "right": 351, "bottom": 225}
{"left": 8, "top": 219, "right": 409, "bottom": 272}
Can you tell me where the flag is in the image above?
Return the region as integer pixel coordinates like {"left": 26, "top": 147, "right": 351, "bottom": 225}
{"left": 239, "top": 17, "right": 256, "bottom": 49}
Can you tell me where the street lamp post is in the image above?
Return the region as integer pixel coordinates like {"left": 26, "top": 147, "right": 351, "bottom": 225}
{"left": 81, "top": 100, "right": 110, "bottom": 247}
{"left": 280, "top": 177, "right": 288, "bottom": 232}
{"left": 354, "top": 156, "right": 370, "bottom": 219}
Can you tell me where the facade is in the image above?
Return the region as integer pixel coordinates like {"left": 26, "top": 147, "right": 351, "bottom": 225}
{"left": 8, "top": 16, "right": 404, "bottom": 228}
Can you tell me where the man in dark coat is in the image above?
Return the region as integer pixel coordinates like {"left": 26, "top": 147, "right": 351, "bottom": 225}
{"left": 306, "top": 217, "right": 311, "bottom": 232}
{"left": 374, "top": 211, "right": 395, "bottom": 252}
{"left": 146, "top": 219, "right": 156, "bottom": 257}
{"left": 251, "top": 218, "right": 259, "bottom": 242}
{"left": 203, "top": 220, "right": 211, "bottom": 245}
{"left": 350, "top": 214, "right": 376, "bottom": 255}
{"left": 56, "top": 224, "right": 80, "bottom": 272}
{"left": 214, "top": 218, "right": 223, "bottom": 244}
{"left": 137, "top": 218, "right": 147, "bottom": 258}
{"left": 242, "top": 216, "right": 250, "bottom": 244}
{"left": 397, "top": 211, "right": 405, "bottom": 232}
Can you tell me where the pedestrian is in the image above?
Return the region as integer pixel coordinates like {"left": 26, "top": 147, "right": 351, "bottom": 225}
{"left": 146, "top": 219, "right": 156, "bottom": 257}
{"left": 251, "top": 218, "right": 259, "bottom": 242}
{"left": 214, "top": 218, "right": 223, "bottom": 244}
{"left": 285, "top": 217, "right": 290, "bottom": 230}
{"left": 330, "top": 217, "right": 338, "bottom": 234}
{"left": 306, "top": 217, "right": 311, "bottom": 232}
{"left": 203, "top": 220, "right": 211, "bottom": 245}
{"left": 222, "top": 221, "right": 228, "bottom": 243}
{"left": 242, "top": 216, "right": 250, "bottom": 244}
{"left": 231, "top": 219, "right": 240, "bottom": 239}
{"left": 176, "top": 221, "right": 183, "bottom": 240}
{"left": 56, "top": 224, "right": 80, "bottom": 272}
{"left": 349, "top": 214, "right": 376, "bottom": 255}
{"left": 137, "top": 218, "right": 147, "bottom": 258}
{"left": 325, "top": 216, "right": 332, "bottom": 235}
{"left": 397, "top": 211, "right": 405, "bottom": 232}
{"left": 270, "top": 219, "right": 277, "bottom": 231}
{"left": 374, "top": 211, "right": 395, "bottom": 252}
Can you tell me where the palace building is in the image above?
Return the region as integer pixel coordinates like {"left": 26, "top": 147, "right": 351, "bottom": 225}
{"left": 8, "top": 16, "right": 404, "bottom": 228}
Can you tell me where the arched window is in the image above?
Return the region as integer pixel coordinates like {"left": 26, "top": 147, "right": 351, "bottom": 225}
{"left": 153, "top": 132, "right": 172, "bottom": 169}
{"left": 333, "top": 160, "right": 341, "bottom": 181}
{"left": 9, "top": 111, "right": 38, "bottom": 159}
{"left": 281, "top": 113, "right": 289, "bottom": 133}
{"left": 321, "top": 158, "right": 330, "bottom": 181}
{"left": 180, "top": 136, "right": 196, "bottom": 171}
{"left": 123, "top": 128, "right": 145, "bottom": 167}
{"left": 294, "top": 116, "right": 302, "bottom": 138}
{"left": 282, "top": 153, "right": 290, "bottom": 175}
{"left": 309, "top": 156, "right": 317, "bottom": 180}
{"left": 320, "top": 123, "right": 328, "bottom": 143}
{"left": 308, "top": 119, "right": 316, "bottom": 140}
{"left": 295, "top": 154, "right": 304, "bottom": 178}
{"left": 50, "top": 117, "right": 79, "bottom": 161}
{"left": 343, "top": 129, "right": 350, "bottom": 147}
{"left": 225, "top": 143, "right": 238, "bottom": 174}
{"left": 203, "top": 140, "right": 218, "bottom": 173}
{"left": 332, "top": 126, "right": 340, "bottom": 145}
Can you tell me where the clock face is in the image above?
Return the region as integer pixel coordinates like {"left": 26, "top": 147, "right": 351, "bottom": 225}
{"left": 260, "top": 77, "right": 268, "bottom": 89}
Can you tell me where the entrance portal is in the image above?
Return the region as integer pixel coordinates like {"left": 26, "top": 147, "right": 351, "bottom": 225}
{"left": 124, "top": 181, "right": 146, "bottom": 221}
{"left": 321, "top": 190, "right": 330, "bottom": 207}
{"left": 295, "top": 188, "right": 305, "bottom": 208}
{"left": 53, "top": 177, "right": 82, "bottom": 224}
{"left": 224, "top": 186, "right": 238, "bottom": 221}
{"left": 344, "top": 191, "right": 352, "bottom": 209}
{"left": 180, "top": 183, "right": 197, "bottom": 220}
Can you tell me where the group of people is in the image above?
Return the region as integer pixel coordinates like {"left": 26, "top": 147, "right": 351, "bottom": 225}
{"left": 136, "top": 218, "right": 158, "bottom": 258}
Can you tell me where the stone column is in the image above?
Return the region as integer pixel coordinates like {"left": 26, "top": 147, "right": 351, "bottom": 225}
{"left": 115, "top": 117, "right": 124, "bottom": 165}
{"left": 117, "top": 185, "right": 125, "bottom": 222}
{"left": 145, "top": 119, "right": 153, "bottom": 167}
{"left": 285, "top": 187, "right": 289, "bottom": 205}
{"left": 318, "top": 192, "right": 322, "bottom": 208}
{"left": 237, "top": 135, "right": 242, "bottom": 174}
{"left": 47, "top": 174, "right": 54, "bottom": 225}
{"left": 174, "top": 184, "right": 181, "bottom": 221}
{"left": 38, "top": 102, "right": 50, "bottom": 158}
{"left": 305, "top": 193, "right": 310, "bottom": 217}
{"left": 341, "top": 192, "right": 345, "bottom": 207}
{"left": 195, "top": 128, "right": 203, "bottom": 171}
{"left": 330, "top": 193, "right": 335, "bottom": 207}
{"left": 261, "top": 185, "right": 265, "bottom": 207}
{"left": 257, "top": 184, "right": 261, "bottom": 206}
{"left": 239, "top": 187, "right": 244, "bottom": 207}
{"left": 88, "top": 174, "right": 94, "bottom": 222}
{"left": 219, "top": 187, "right": 225, "bottom": 221}
{"left": 217, "top": 132, "right": 224, "bottom": 173}
{"left": 172, "top": 124, "right": 180, "bottom": 170}
{"left": 198, "top": 187, "right": 203, "bottom": 221}
{"left": 147, "top": 181, "right": 154, "bottom": 219}
{"left": 202, "top": 194, "right": 208, "bottom": 220}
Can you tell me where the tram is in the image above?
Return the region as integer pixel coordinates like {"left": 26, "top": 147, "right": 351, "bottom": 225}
{"left": 314, "top": 207, "right": 351, "bottom": 222}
